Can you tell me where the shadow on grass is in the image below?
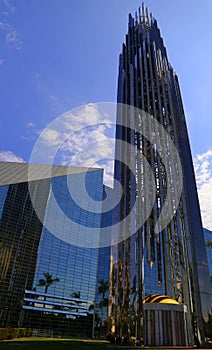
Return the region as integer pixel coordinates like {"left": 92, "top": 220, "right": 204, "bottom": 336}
{"left": 0, "top": 339, "right": 115, "bottom": 350}
{"left": 2, "top": 338, "right": 202, "bottom": 350}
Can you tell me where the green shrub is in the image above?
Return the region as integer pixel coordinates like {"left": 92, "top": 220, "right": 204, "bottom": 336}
{"left": 130, "top": 336, "right": 136, "bottom": 345}
{"left": 0, "top": 328, "right": 10, "bottom": 340}
{"left": 25, "top": 328, "right": 32, "bottom": 337}
{"left": 8, "top": 328, "right": 19, "bottom": 339}
{"left": 0, "top": 327, "right": 31, "bottom": 340}
{"left": 18, "top": 328, "right": 30, "bottom": 337}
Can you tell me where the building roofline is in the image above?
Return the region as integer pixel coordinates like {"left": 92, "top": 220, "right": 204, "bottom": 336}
{"left": 0, "top": 161, "right": 103, "bottom": 186}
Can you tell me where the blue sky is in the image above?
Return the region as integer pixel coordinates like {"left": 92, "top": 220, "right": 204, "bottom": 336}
{"left": 0, "top": 0, "right": 212, "bottom": 230}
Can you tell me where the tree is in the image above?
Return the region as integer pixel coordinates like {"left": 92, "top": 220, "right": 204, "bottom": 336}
{"left": 206, "top": 241, "right": 212, "bottom": 249}
{"left": 70, "top": 291, "right": 81, "bottom": 316}
{"left": 98, "top": 280, "right": 109, "bottom": 333}
{"left": 205, "top": 241, "right": 212, "bottom": 286}
{"left": 37, "top": 272, "right": 60, "bottom": 304}
{"left": 71, "top": 291, "right": 80, "bottom": 299}
{"left": 98, "top": 279, "right": 109, "bottom": 301}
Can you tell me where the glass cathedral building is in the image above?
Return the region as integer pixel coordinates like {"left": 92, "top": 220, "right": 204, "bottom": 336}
{"left": 0, "top": 162, "right": 110, "bottom": 336}
{"left": 109, "top": 4, "right": 212, "bottom": 347}
{"left": 1, "top": 4, "right": 212, "bottom": 346}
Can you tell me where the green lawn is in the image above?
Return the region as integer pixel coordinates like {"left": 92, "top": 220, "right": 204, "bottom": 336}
{"left": 0, "top": 338, "right": 205, "bottom": 350}
{"left": 0, "top": 338, "right": 133, "bottom": 350}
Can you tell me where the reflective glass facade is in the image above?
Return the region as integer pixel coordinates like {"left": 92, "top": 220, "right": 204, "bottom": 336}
{"left": 110, "top": 5, "right": 212, "bottom": 347}
{"left": 0, "top": 163, "right": 110, "bottom": 337}
{"left": 0, "top": 179, "right": 49, "bottom": 327}
{"left": 204, "top": 228, "right": 212, "bottom": 286}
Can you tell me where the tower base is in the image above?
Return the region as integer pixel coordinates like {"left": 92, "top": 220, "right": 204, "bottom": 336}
{"left": 143, "top": 303, "right": 192, "bottom": 346}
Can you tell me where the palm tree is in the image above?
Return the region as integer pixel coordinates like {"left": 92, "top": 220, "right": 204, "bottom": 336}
{"left": 70, "top": 291, "right": 81, "bottom": 315}
{"left": 206, "top": 241, "right": 212, "bottom": 248}
{"left": 37, "top": 272, "right": 60, "bottom": 305}
{"left": 205, "top": 241, "right": 212, "bottom": 285}
{"left": 71, "top": 291, "right": 80, "bottom": 299}
{"left": 98, "top": 279, "right": 109, "bottom": 302}
{"left": 98, "top": 279, "right": 109, "bottom": 332}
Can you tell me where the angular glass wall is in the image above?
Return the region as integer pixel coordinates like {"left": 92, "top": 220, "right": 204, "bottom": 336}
{"left": 22, "top": 171, "right": 103, "bottom": 336}
{"left": 0, "top": 179, "right": 49, "bottom": 327}
{"left": 0, "top": 163, "right": 111, "bottom": 337}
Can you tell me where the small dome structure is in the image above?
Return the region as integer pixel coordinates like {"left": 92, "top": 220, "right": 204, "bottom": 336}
{"left": 143, "top": 294, "right": 180, "bottom": 305}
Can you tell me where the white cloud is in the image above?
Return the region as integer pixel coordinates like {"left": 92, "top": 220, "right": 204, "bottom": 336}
{"left": 59, "top": 124, "right": 115, "bottom": 187}
{"left": 0, "top": 21, "right": 7, "bottom": 30}
{"left": 63, "top": 104, "right": 112, "bottom": 133}
{"left": 0, "top": 22, "right": 22, "bottom": 50}
{"left": 49, "top": 95, "right": 59, "bottom": 102}
{"left": 6, "top": 27, "right": 22, "bottom": 50}
{"left": 40, "top": 128, "right": 63, "bottom": 146}
{"left": 31, "top": 103, "right": 116, "bottom": 186}
{"left": 194, "top": 150, "right": 212, "bottom": 231}
{"left": 21, "top": 122, "right": 36, "bottom": 141}
{"left": 0, "top": 151, "right": 24, "bottom": 163}
{"left": 26, "top": 122, "right": 34, "bottom": 128}
{"left": 3, "top": 0, "right": 15, "bottom": 13}
{"left": 0, "top": 3, "right": 20, "bottom": 63}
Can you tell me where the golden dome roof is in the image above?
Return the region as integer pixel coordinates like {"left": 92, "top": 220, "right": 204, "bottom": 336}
{"left": 143, "top": 294, "right": 180, "bottom": 305}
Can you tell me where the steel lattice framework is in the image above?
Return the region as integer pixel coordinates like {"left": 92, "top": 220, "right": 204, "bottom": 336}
{"left": 109, "top": 4, "right": 211, "bottom": 347}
